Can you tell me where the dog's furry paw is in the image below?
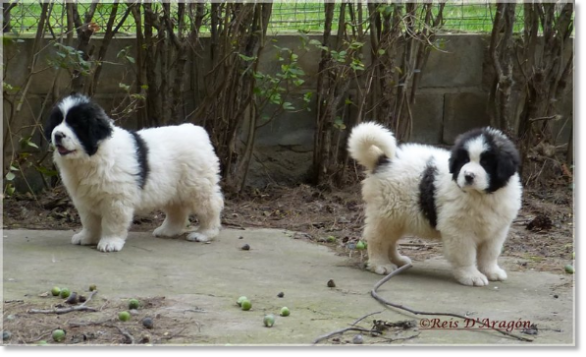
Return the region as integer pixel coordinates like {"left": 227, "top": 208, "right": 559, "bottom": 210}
{"left": 153, "top": 226, "right": 183, "bottom": 238}
{"left": 480, "top": 266, "right": 508, "bottom": 281}
{"left": 453, "top": 268, "right": 489, "bottom": 287}
{"left": 367, "top": 261, "right": 399, "bottom": 275}
{"left": 393, "top": 255, "right": 412, "bottom": 267}
{"left": 72, "top": 230, "right": 98, "bottom": 245}
{"left": 186, "top": 232, "right": 211, "bottom": 242}
{"left": 97, "top": 237, "right": 125, "bottom": 252}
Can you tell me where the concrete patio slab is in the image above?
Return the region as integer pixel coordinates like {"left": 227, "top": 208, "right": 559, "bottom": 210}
{"left": 2, "top": 228, "right": 574, "bottom": 345}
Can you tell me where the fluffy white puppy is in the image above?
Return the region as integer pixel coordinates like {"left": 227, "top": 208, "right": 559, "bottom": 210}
{"left": 44, "top": 94, "right": 224, "bottom": 252}
{"left": 348, "top": 122, "right": 522, "bottom": 286}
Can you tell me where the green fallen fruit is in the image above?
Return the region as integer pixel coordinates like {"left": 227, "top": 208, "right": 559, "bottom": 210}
{"left": 128, "top": 299, "right": 140, "bottom": 310}
{"left": 356, "top": 241, "right": 366, "bottom": 250}
{"left": 89, "top": 284, "right": 97, "bottom": 292}
{"left": 51, "top": 287, "right": 61, "bottom": 296}
{"left": 237, "top": 296, "right": 248, "bottom": 307}
{"left": 241, "top": 299, "right": 252, "bottom": 311}
{"left": 37, "top": 340, "right": 48, "bottom": 345}
{"left": 280, "top": 307, "right": 290, "bottom": 317}
{"left": 564, "top": 264, "right": 574, "bottom": 274}
{"left": 59, "top": 288, "right": 71, "bottom": 299}
{"left": 327, "top": 236, "right": 336, "bottom": 243}
{"left": 119, "top": 311, "right": 131, "bottom": 321}
{"left": 263, "top": 314, "right": 275, "bottom": 327}
{"left": 52, "top": 329, "right": 66, "bottom": 342}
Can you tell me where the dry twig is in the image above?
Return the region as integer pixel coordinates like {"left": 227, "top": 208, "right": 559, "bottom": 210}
{"left": 28, "top": 290, "right": 99, "bottom": 315}
{"left": 370, "top": 264, "right": 534, "bottom": 342}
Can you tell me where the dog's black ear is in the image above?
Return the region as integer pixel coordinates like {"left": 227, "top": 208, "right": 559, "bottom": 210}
{"left": 487, "top": 141, "right": 521, "bottom": 192}
{"left": 44, "top": 106, "right": 64, "bottom": 142}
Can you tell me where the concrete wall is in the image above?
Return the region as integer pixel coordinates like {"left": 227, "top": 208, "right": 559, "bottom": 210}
{"left": 2, "top": 34, "right": 574, "bottom": 189}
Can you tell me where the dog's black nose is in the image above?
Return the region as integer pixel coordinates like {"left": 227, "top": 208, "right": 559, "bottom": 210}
{"left": 464, "top": 173, "right": 475, "bottom": 183}
{"left": 54, "top": 131, "right": 65, "bottom": 143}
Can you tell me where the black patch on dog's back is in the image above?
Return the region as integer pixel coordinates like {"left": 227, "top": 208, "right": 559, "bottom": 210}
{"left": 129, "top": 131, "right": 149, "bottom": 190}
{"left": 419, "top": 159, "right": 438, "bottom": 228}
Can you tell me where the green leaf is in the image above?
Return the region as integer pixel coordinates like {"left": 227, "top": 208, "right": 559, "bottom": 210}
{"left": 309, "top": 39, "right": 322, "bottom": 46}
{"left": 10, "top": 165, "right": 18, "bottom": 171}
{"left": 26, "top": 141, "right": 39, "bottom": 149}
{"left": 378, "top": 49, "right": 386, "bottom": 56}
{"left": 238, "top": 53, "right": 256, "bottom": 62}
{"left": 6, "top": 184, "right": 15, "bottom": 196}
{"left": 293, "top": 79, "right": 305, "bottom": 87}
{"left": 35, "top": 166, "right": 58, "bottom": 177}
{"left": 125, "top": 56, "right": 135, "bottom": 64}
{"left": 283, "top": 102, "right": 295, "bottom": 110}
{"left": 5, "top": 172, "right": 15, "bottom": 181}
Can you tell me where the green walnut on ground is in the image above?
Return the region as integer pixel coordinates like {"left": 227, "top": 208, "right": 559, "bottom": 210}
{"left": 59, "top": 288, "right": 71, "bottom": 299}
{"left": 263, "top": 314, "right": 275, "bottom": 327}
{"left": 52, "top": 329, "right": 66, "bottom": 342}
{"left": 119, "top": 311, "right": 131, "bottom": 322}
{"left": 356, "top": 241, "right": 366, "bottom": 250}
{"left": 564, "top": 264, "right": 574, "bottom": 274}
{"left": 237, "top": 296, "right": 248, "bottom": 306}
{"left": 129, "top": 299, "right": 140, "bottom": 310}
{"left": 241, "top": 299, "right": 252, "bottom": 311}
{"left": 280, "top": 307, "right": 290, "bottom": 317}
{"left": 51, "top": 287, "right": 61, "bottom": 296}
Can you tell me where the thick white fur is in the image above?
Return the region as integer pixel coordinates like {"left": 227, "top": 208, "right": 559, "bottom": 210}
{"left": 348, "top": 122, "right": 522, "bottom": 286}
{"left": 53, "top": 122, "right": 224, "bottom": 253}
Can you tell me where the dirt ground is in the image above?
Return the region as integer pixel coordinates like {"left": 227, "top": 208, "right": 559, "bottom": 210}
{"left": 2, "top": 182, "right": 575, "bottom": 345}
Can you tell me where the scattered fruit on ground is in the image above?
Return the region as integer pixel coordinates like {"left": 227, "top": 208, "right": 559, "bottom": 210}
{"left": 277, "top": 292, "right": 284, "bottom": 298}
{"left": 65, "top": 292, "right": 78, "bottom": 304}
{"left": 51, "top": 287, "right": 61, "bottom": 296}
{"left": 352, "top": 334, "right": 364, "bottom": 344}
{"left": 326, "top": 236, "right": 336, "bottom": 243}
{"left": 118, "top": 311, "right": 131, "bottom": 321}
{"left": 59, "top": 288, "right": 71, "bottom": 299}
{"left": 280, "top": 307, "right": 290, "bottom": 317}
{"left": 237, "top": 296, "right": 248, "bottom": 306}
{"left": 263, "top": 314, "right": 275, "bottom": 327}
{"left": 78, "top": 295, "right": 87, "bottom": 303}
{"left": 241, "top": 244, "right": 250, "bottom": 251}
{"left": 129, "top": 298, "right": 140, "bottom": 309}
{"left": 142, "top": 317, "right": 154, "bottom": 329}
{"left": 356, "top": 241, "right": 366, "bottom": 250}
{"left": 89, "top": 284, "right": 97, "bottom": 291}
{"left": 327, "top": 279, "right": 336, "bottom": 288}
{"left": 241, "top": 299, "right": 252, "bottom": 311}
{"left": 52, "top": 329, "right": 66, "bottom": 342}
{"left": 564, "top": 264, "right": 574, "bottom": 274}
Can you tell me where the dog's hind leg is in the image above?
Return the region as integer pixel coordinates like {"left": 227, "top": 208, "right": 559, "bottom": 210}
{"left": 477, "top": 229, "right": 508, "bottom": 281}
{"left": 364, "top": 218, "right": 404, "bottom": 275}
{"left": 186, "top": 189, "right": 224, "bottom": 243}
{"left": 153, "top": 205, "right": 189, "bottom": 238}
{"left": 388, "top": 244, "right": 412, "bottom": 267}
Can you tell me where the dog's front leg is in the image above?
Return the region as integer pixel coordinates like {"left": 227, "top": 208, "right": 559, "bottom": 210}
{"left": 71, "top": 208, "right": 101, "bottom": 245}
{"left": 443, "top": 234, "right": 489, "bottom": 287}
{"left": 97, "top": 201, "right": 134, "bottom": 252}
{"left": 477, "top": 229, "right": 508, "bottom": 281}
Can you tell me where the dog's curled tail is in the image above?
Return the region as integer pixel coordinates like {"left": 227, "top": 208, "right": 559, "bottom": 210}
{"left": 347, "top": 122, "right": 397, "bottom": 171}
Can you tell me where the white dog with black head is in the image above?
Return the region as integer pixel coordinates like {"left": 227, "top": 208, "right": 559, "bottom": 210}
{"left": 348, "top": 122, "right": 522, "bottom": 286}
{"left": 45, "top": 94, "right": 224, "bottom": 252}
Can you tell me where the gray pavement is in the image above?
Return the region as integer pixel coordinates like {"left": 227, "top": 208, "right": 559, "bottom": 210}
{"left": 2, "top": 228, "right": 574, "bottom": 345}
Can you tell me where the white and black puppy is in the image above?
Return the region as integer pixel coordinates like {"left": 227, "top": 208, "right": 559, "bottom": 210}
{"left": 348, "top": 122, "right": 522, "bottom": 286}
{"left": 44, "top": 94, "right": 224, "bottom": 252}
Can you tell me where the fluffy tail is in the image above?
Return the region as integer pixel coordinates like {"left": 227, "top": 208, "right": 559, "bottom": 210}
{"left": 347, "top": 122, "right": 397, "bottom": 171}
